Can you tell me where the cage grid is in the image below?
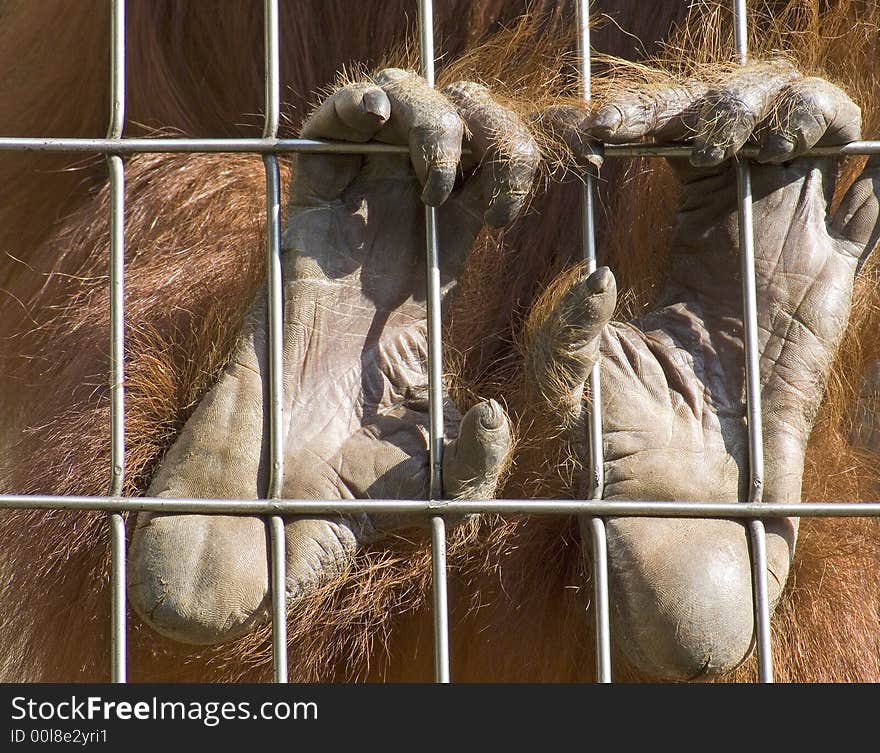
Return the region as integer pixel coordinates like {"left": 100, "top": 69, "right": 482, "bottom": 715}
{"left": 1, "top": 0, "right": 880, "bottom": 684}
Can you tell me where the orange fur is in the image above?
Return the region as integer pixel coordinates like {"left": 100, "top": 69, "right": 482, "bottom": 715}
{"left": 0, "top": 1, "right": 877, "bottom": 682}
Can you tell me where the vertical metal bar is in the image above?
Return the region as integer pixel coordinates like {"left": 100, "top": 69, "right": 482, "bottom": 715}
{"left": 262, "top": 0, "right": 288, "bottom": 685}
{"left": 430, "top": 516, "right": 450, "bottom": 681}
{"left": 734, "top": 0, "right": 749, "bottom": 67}
{"left": 575, "top": 0, "right": 611, "bottom": 683}
{"left": 264, "top": 156, "right": 288, "bottom": 684}
{"left": 106, "top": 0, "right": 127, "bottom": 685}
{"left": 732, "top": 0, "right": 774, "bottom": 683}
{"left": 107, "top": 0, "right": 125, "bottom": 141}
{"left": 418, "top": 0, "right": 450, "bottom": 684}
{"left": 262, "top": 0, "right": 280, "bottom": 141}
{"left": 108, "top": 154, "right": 126, "bottom": 682}
{"left": 108, "top": 508, "right": 127, "bottom": 683}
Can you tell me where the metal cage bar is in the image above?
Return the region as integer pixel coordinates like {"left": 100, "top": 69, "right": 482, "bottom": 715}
{"left": 262, "top": 0, "right": 289, "bottom": 685}
{"left": 418, "top": 0, "right": 451, "bottom": 685}
{"left": 732, "top": 0, "right": 774, "bottom": 684}
{"left": 0, "top": 137, "right": 878, "bottom": 157}
{"left": 575, "top": 0, "right": 611, "bottom": 684}
{"left": 4, "top": 495, "right": 880, "bottom": 518}
{"left": 0, "top": 0, "right": 876, "bottom": 685}
{"left": 106, "top": 0, "right": 127, "bottom": 685}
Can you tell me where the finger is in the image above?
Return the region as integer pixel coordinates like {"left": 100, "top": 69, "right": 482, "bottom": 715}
{"left": 605, "top": 516, "right": 793, "bottom": 680}
{"left": 130, "top": 513, "right": 274, "bottom": 645}
{"left": 301, "top": 82, "right": 391, "bottom": 141}
{"left": 691, "top": 62, "right": 799, "bottom": 167}
{"left": 373, "top": 68, "right": 464, "bottom": 206}
{"left": 832, "top": 155, "right": 880, "bottom": 264}
{"left": 284, "top": 515, "right": 373, "bottom": 597}
{"left": 444, "top": 81, "right": 541, "bottom": 227}
{"left": 533, "top": 104, "right": 603, "bottom": 168}
{"left": 443, "top": 399, "right": 512, "bottom": 499}
{"left": 585, "top": 81, "right": 708, "bottom": 143}
{"left": 756, "top": 77, "right": 861, "bottom": 163}
{"left": 292, "top": 82, "right": 392, "bottom": 205}
{"left": 525, "top": 266, "right": 617, "bottom": 423}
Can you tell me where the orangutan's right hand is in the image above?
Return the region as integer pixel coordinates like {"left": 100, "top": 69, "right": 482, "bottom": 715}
{"left": 127, "top": 70, "right": 540, "bottom": 645}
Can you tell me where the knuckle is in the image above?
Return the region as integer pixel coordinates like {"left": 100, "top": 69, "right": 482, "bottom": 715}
{"left": 373, "top": 67, "right": 412, "bottom": 86}
{"left": 443, "top": 81, "right": 541, "bottom": 175}
{"left": 443, "top": 80, "right": 491, "bottom": 103}
{"left": 436, "top": 108, "right": 465, "bottom": 133}
{"left": 786, "top": 77, "right": 861, "bottom": 139}
{"left": 702, "top": 92, "right": 754, "bottom": 127}
{"left": 411, "top": 114, "right": 464, "bottom": 147}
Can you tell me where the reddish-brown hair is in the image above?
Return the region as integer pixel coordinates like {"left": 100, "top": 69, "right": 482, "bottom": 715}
{"left": 0, "top": 1, "right": 878, "bottom": 682}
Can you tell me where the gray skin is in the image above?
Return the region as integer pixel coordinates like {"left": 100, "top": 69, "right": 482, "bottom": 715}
{"left": 128, "top": 61, "right": 880, "bottom": 681}
{"left": 128, "top": 70, "right": 540, "bottom": 645}
{"left": 850, "top": 360, "right": 880, "bottom": 451}
{"left": 529, "top": 61, "right": 880, "bottom": 679}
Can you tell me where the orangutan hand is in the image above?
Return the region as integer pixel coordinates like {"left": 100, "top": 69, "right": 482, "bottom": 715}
{"left": 128, "top": 70, "right": 540, "bottom": 645}
{"left": 528, "top": 61, "right": 880, "bottom": 680}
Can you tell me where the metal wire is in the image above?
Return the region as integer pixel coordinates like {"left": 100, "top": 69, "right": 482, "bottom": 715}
{"left": 262, "top": 0, "right": 288, "bottom": 685}
{"left": 1, "top": 137, "right": 878, "bottom": 156}
{"left": 108, "top": 508, "right": 127, "bottom": 683}
{"left": 575, "top": 0, "right": 611, "bottom": 685}
{"left": 418, "top": 0, "right": 451, "bottom": 685}
{"left": 106, "top": 0, "right": 125, "bottom": 141}
{"left": 6, "top": 495, "right": 877, "bottom": 518}
{"left": 264, "top": 151, "right": 288, "bottom": 684}
{"left": 733, "top": 0, "right": 774, "bottom": 684}
{"left": 108, "top": 155, "right": 126, "bottom": 685}
{"left": 3, "top": 0, "right": 875, "bottom": 687}
{"left": 106, "top": 0, "right": 127, "bottom": 686}
{"left": 262, "top": 0, "right": 280, "bottom": 140}
{"left": 430, "top": 516, "right": 450, "bottom": 682}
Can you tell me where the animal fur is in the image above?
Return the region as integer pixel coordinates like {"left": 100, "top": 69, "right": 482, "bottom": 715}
{"left": 0, "top": 0, "right": 877, "bottom": 682}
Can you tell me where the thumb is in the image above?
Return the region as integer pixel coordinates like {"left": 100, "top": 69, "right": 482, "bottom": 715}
{"left": 442, "top": 399, "right": 512, "bottom": 499}
{"left": 290, "top": 82, "right": 391, "bottom": 206}
{"left": 832, "top": 155, "right": 880, "bottom": 269}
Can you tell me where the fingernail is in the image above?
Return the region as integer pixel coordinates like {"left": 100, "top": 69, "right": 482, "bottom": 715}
{"left": 690, "top": 144, "right": 726, "bottom": 167}
{"left": 421, "top": 165, "right": 456, "bottom": 206}
{"left": 479, "top": 399, "right": 506, "bottom": 431}
{"left": 586, "top": 266, "right": 612, "bottom": 293}
{"left": 589, "top": 106, "right": 622, "bottom": 137}
{"left": 361, "top": 88, "right": 390, "bottom": 123}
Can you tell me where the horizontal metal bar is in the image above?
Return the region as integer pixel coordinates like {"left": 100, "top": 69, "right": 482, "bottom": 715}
{"left": 1, "top": 495, "right": 880, "bottom": 518}
{"left": 0, "top": 137, "right": 878, "bottom": 156}
{"left": 601, "top": 142, "right": 880, "bottom": 158}
{"left": 0, "top": 138, "right": 415, "bottom": 154}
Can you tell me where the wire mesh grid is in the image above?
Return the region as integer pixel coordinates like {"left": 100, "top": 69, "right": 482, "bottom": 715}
{"left": 1, "top": 0, "right": 880, "bottom": 684}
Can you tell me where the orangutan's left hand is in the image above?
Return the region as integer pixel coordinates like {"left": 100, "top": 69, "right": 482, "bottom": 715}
{"left": 528, "top": 60, "right": 879, "bottom": 679}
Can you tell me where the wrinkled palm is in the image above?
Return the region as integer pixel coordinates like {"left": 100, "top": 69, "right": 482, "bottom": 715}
{"left": 128, "top": 70, "right": 540, "bottom": 645}
{"left": 527, "top": 61, "right": 879, "bottom": 678}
